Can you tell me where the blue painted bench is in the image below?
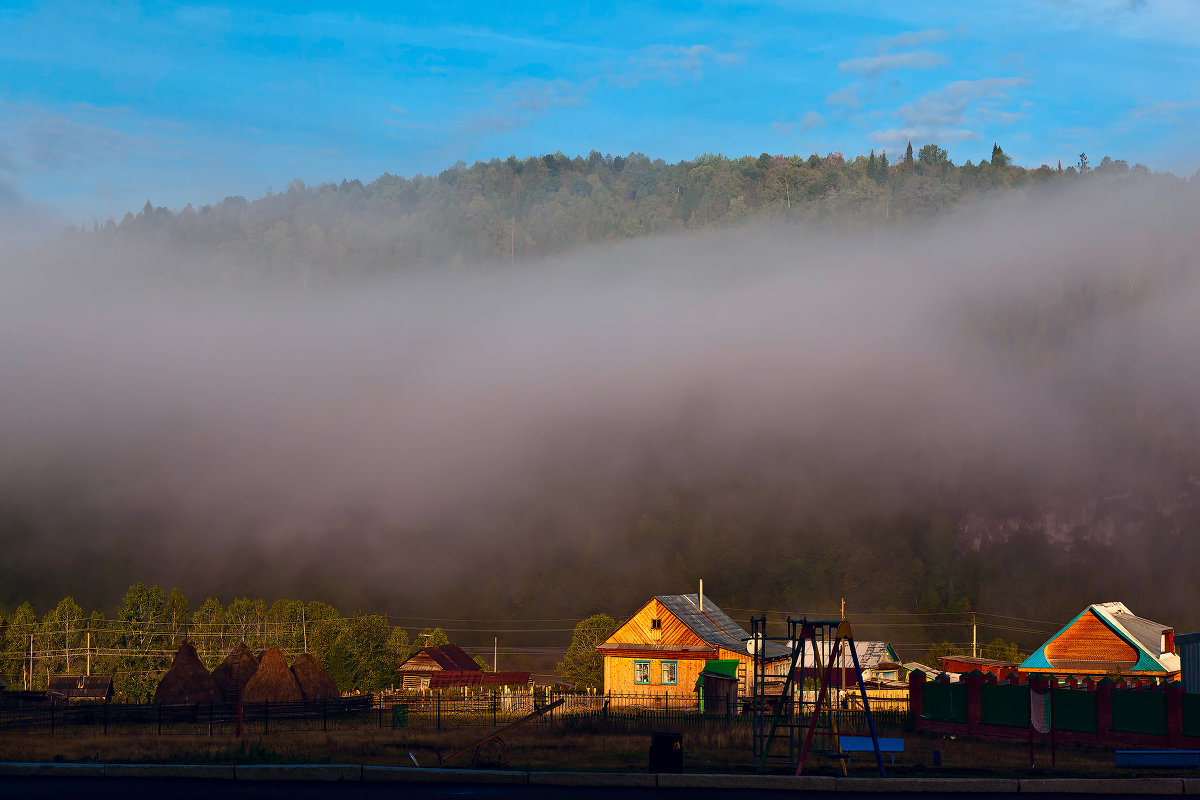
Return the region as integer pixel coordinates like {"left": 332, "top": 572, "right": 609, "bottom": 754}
{"left": 1115, "top": 750, "right": 1200, "bottom": 768}
{"left": 840, "top": 735, "right": 904, "bottom": 764}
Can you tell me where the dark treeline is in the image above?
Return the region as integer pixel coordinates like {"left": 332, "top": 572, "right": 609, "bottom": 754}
{"left": 72, "top": 144, "right": 1175, "bottom": 282}
{"left": 0, "top": 582, "right": 474, "bottom": 699}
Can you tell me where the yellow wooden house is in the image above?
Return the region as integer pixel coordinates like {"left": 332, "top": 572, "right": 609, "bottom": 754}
{"left": 597, "top": 593, "right": 790, "bottom": 698}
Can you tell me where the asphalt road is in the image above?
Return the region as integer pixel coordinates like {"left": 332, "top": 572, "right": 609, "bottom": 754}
{"left": 0, "top": 778, "right": 1185, "bottom": 800}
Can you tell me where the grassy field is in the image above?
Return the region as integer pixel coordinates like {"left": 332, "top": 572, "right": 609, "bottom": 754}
{"left": 2, "top": 723, "right": 1197, "bottom": 779}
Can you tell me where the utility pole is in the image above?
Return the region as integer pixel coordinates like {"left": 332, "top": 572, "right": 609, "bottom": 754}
{"left": 840, "top": 597, "right": 845, "bottom": 619}
{"left": 87, "top": 631, "right": 91, "bottom": 676}
{"left": 65, "top": 618, "right": 70, "bottom": 674}
{"left": 494, "top": 636, "right": 498, "bottom": 672}
{"left": 972, "top": 614, "right": 978, "bottom": 658}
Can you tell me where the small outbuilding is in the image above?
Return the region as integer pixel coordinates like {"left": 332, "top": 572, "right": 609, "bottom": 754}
{"left": 48, "top": 675, "right": 113, "bottom": 703}
{"left": 396, "top": 644, "right": 483, "bottom": 690}
{"left": 694, "top": 659, "right": 739, "bottom": 715}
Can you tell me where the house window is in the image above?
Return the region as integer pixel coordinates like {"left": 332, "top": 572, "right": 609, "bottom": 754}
{"left": 661, "top": 661, "right": 678, "bottom": 685}
{"left": 651, "top": 619, "right": 662, "bottom": 629}
{"left": 634, "top": 660, "right": 651, "bottom": 684}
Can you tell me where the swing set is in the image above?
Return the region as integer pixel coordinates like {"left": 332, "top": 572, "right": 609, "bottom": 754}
{"left": 749, "top": 617, "right": 887, "bottom": 777}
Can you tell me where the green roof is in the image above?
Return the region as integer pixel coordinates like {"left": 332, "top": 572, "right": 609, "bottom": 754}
{"left": 694, "top": 659, "right": 740, "bottom": 687}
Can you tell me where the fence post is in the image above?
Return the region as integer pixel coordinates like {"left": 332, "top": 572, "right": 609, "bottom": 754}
{"left": 908, "top": 670, "right": 925, "bottom": 730}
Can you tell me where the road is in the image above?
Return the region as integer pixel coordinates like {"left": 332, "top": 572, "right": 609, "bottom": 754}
{"left": 0, "top": 777, "right": 1184, "bottom": 800}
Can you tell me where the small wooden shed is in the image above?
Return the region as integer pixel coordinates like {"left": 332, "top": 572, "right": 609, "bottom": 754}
{"left": 48, "top": 675, "right": 114, "bottom": 702}
{"left": 694, "top": 659, "right": 739, "bottom": 716}
{"left": 396, "top": 644, "right": 482, "bottom": 690}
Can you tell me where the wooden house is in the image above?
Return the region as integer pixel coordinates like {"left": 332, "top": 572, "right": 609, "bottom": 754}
{"left": 396, "top": 644, "right": 479, "bottom": 690}
{"left": 597, "top": 593, "right": 790, "bottom": 698}
{"left": 1019, "top": 601, "right": 1180, "bottom": 681}
{"left": 395, "top": 644, "right": 530, "bottom": 690}
{"left": 47, "top": 675, "right": 113, "bottom": 702}
{"left": 793, "top": 639, "right": 901, "bottom": 684}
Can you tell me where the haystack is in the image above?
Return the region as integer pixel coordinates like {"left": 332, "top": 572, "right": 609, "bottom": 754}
{"left": 241, "top": 646, "right": 304, "bottom": 703}
{"left": 290, "top": 653, "right": 340, "bottom": 700}
{"left": 212, "top": 641, "right": 259, "bottom": 701}
{"left": 153, "top": 641, "right": 221, "bottom": 704}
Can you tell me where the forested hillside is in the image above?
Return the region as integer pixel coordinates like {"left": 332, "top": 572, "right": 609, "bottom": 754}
{"left": 74, "top": 145, "right": 1172, "bottom": 281}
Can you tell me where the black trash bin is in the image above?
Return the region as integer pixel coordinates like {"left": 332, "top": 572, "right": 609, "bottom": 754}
{"left": 649, "top": 731, "right": 683, "bottom": 773}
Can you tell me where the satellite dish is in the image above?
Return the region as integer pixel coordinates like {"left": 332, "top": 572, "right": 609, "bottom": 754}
{"left": 746, "top": 634, "right": 763, "bottom": 656}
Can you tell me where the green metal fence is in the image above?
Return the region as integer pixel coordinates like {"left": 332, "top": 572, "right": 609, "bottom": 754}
{"left": 1111, "top": 690, "right": 1167, "bottom": 736}
{"left": 1052, "top": 689, "right": 1097, "bottom": 733}
{"left": 921, "top": 682, "right": 967, "bottom": 724}
{"left": 1183, "top": 693, "right": 1200, "bottom": 738}
{"left": 980, "top": 683, "right": 1029, "bottom": 728}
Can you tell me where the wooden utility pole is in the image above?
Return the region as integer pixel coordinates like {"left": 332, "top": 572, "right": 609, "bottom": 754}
{"left": 494, "top": 636, "right": 498, "bottom": 671}
{"left": 972, "top": 614, "right": 978, "bottom": 658}
{"left": 87, "top": 631, "right": 91, "bottom": 676}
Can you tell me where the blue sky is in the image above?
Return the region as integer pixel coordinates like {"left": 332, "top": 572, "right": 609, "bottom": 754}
{"left": 2, "top": 0, "right": 1198, "bottom": 222}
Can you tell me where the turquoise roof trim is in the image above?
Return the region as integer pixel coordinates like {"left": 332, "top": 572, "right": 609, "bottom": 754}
{"left": 1018, "top": 605, "right": 1166, "bottom": 673}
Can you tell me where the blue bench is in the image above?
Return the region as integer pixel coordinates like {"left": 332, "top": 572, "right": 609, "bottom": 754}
{"left": 840, "top": 735, "right": 904, "bottom": 764}
{"left": 1115, "top": 750, "right": 1200, "bottom": 768}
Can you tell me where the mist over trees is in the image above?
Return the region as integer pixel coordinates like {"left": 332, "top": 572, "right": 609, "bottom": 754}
{"left": 2, "top": 144, "right": 1200, "bottom": 666}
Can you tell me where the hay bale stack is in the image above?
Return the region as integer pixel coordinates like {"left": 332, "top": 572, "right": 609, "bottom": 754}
{"left": 153, "top": 642, "right": 221, "bottom": 704}
{"left": 242, "top": 646, "right": 304, "bottom": 703}
{"left": 212, "top": 641, "right": 259, "bottom": 701}
{"left": 291, "top": 653, "right": 340, "bottom": 700}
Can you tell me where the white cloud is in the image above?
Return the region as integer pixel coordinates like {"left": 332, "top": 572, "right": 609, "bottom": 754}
{"left": 875, "top": 29, "right": 949, "bottom": 51}
{"left": 1128, "top": 100, "right": 1197, "bottom": 121}
{"left": 869, "top": 77, "right": 1031, "bottom": 152}
{"left": 460, "top": 79, "right": 593, "bottom": 135}
{"left": 825, "top": 84, "right": 862, "bottom": 109}
{"left": 610, "top": 44, "right": 741, "bottom": 88}
{"left": 839, "top": 50, "right": 945, "bottom": 75}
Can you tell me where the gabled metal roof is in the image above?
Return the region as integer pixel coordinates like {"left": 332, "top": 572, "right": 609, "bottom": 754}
{"left": 1021, "top": 602, "right": 1180, "bottom": 674}
{"left": 655, "top": 594, "right": 789, "bottom": 659}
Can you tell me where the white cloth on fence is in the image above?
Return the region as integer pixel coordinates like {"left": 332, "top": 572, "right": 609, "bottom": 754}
{"left": 1030, "top": 689, "right": 1051, "bottom": 734}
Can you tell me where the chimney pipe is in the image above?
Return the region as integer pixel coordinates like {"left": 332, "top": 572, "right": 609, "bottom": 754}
{"left": 699, "top": 579, "right": 704, "bottom": 612}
